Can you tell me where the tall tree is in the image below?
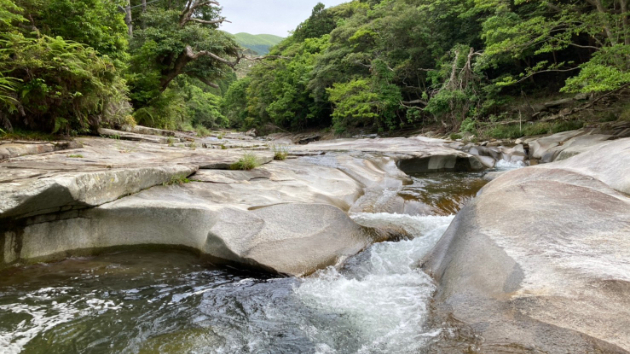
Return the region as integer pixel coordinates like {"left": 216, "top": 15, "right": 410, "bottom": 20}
{"left": 127, "top": 0, "right": 240, "bottom": 108}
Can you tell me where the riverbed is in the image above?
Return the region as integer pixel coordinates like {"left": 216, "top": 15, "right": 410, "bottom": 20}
{"left": 0, "top": 168, "right": 508, "bottom": 354}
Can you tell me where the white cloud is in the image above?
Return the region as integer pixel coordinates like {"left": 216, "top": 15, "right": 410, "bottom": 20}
{"left": 219, "top": 0, "right": 349, "bottom": 37}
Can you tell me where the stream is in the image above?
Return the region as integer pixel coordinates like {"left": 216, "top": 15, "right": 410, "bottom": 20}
{"left": 0, "top": 163, "right": 522, "bottom": 354}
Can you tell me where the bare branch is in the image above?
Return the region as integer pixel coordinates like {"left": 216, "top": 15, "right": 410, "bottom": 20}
{"left": 179, "top": 0, "right": 222, "bottom": 27}
{"left": 185, "top": 45, "right": 242, "bottom": 67}
{"left": 245, "top": 55, "right": 292, "bottom": 61}
{"left": 195, "top": 77, "right": 220, "bottom": 88}
{"left": 511, "top": 67, "right": 581, "bottom": 85}
{"left": 189, "top": 17, "right": 231, "bottom": 25}
{"left": 401, "top": 99, "right": 428, "bottom": 106}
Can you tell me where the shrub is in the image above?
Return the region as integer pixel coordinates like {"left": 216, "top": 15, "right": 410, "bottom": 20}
{"left": 550, "top": 120, "right": 584, "bottom": 133}
{"left": 230, "top": 153, "right": 259, "bottom": 170}
{"left": 195, "top": 125, "right": 210, "bottom": 137}
{"left": 487, "top": 124, "right": 524, "bottom": 139}
{"left": 0, "top": 33, "right": 129, "bottom": 134}
{"left": 460, "top": 118, "right": 476, "bottom": 133}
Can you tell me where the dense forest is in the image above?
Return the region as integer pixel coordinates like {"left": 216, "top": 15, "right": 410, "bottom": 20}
{"left": 1, "top": 0, "right": 630, "bottom": 138}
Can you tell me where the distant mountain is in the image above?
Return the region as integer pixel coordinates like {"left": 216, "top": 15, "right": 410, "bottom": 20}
{"left": 229, "top": 33, "right": 284, "bottom": 55}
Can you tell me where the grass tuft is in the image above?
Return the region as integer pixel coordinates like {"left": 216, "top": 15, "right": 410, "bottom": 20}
{"left": 271, "top": 145, "right": 289, "bottom": 160}
{"left": 163, "top": 174, "right": 190, "bottom": 186}
{"left": 195, "top": 125, "right": 210, "bottom": 137}
{"left": 67, "top": 154, "right": 84, "bottom": 158}
{"left": 230, "top": 153, "right": 260, "bottom": 170}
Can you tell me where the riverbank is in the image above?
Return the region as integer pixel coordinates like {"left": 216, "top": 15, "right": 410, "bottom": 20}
{"left": 1, "top": 126, "right": 629, "bottom": 353}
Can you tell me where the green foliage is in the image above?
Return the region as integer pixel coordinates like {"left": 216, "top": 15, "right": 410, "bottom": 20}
{"left": 128, "top": 6, "right": 238, "bottom": 108}
{"left": 293, "top": 2, "right": 336, "bottom": 42}
{"left": 0, "top": 32, "right": 129, "bottom": 134}
{"left": 67, "top": 154, "right": 84, "bottom": 158}
{"left": 222, "top": 0, "right": 630, "bottom": 135}
{"left": 460, "top": 118, "right": 476, "bottom": 133}
{"left": 327, "top": 79, "right": 379, "bottom": 132}
{"left": 484, "top": 119, "right": 585, "bottom": 139}
{"left": 0, "top": 128, "right": 57, "bottom": 141}
{"left": 20, "top": 0, "right": 129, "bottom": 65}
{"left": 222, "top": 78, "right": 251, "bottom": 128}
{"left": 195, "top": 125, "right": 210, "bottom": 137}
{"left": 185, "top": 85, "right": 228, "bottom": 129}
{"left": 133, "top": 88, "right": 186, "bottom": 130}
{"left": 487, "top": 124, "right": 523, "bottom": 139}
{"left": 230, "top": 153, "right": 259, "bottom": 170}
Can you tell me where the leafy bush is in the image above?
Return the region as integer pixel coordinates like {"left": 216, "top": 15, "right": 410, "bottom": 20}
{"left": 133, "top": 88, "right": 186, "bottom": 130}
{"left": 185, "top": 85, "right": 228, "bottom": 129}
{"left": 460, "top": 118, "right": 476, "bottom": 134}
{"left": 195, "top": 125, "right": 210, "bottom": 137}
{"left": 0, "top": 33, "right": 129, "bottom": 134}
{"left": 487, "top": 125, "right": 524, "bottom": 140}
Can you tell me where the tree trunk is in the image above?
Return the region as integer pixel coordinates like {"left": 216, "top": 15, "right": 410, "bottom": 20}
{"left": 593, "top": 0, "right": 616, "bottom": 45}
{"left": 621, "top": 0, "right": 629, "bottom": 45}
{"left": 125, "top": 2, "right": 133, "bottom": 37}
{"left": 159, "top": 53, "right": 192, "bottom": 92}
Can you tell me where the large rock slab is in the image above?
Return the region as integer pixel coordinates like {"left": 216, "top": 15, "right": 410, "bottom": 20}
{"left": 0, "top": 137, "right": 274, "bottom": 220}
{"left": 291, "top": 136, "right": 487, "bottom": 172}
{"left": 0, "top": 140, "right": 82, "bottom": 160}
{"left": 540, "top": 138, "right": 630, "bottom": 194}
{"left": 5, "top": 200, "right": 381, "bottom": 276}
{"left": 423, "top": 138, "right": 630, "bottom": 353}
{"left": 1, "top": 157, "right": 401, "bottom": 275}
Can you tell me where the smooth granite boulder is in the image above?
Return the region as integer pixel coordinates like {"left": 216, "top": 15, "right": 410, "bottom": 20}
{"left": 423, "top": 138, "right": 630, "bottom": 353}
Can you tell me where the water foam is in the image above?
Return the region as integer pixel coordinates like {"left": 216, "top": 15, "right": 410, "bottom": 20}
{"left": 495, "top": 159, "right": 526, "bottom": 171}
{"left": 295, "top": 214, "right": 454, "bottom": 354}
{"left": 0, "top": 287, "right": 122, "bottom": 354}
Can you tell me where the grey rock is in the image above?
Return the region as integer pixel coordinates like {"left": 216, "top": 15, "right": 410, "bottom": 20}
{"left": 98, "top": 128, "right": 172, "bottom": 144}
{"left": 423, "top": 138, "right": 630, "bottom": 353}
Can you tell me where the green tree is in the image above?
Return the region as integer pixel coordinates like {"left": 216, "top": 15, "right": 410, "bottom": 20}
{"left": 14, "top": 0, "right": 129, "bottom": 65}
{"left": 479, "top": 0, "right": 630, "bottom": 93}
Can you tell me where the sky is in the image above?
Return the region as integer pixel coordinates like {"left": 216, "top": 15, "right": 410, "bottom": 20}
{"left": 219, "top": 0, "right": 349, "bottom": 37}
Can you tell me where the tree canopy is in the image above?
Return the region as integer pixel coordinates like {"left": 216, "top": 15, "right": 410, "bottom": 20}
{"left": 223, "top": 0, "right": 630, "bottom": 134}
{"left": 1, "top": 0, "right": 629, "bottom": 136}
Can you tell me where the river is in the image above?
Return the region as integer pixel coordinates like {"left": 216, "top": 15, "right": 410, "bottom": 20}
{"left": 0, "top": 164, "right": 521, "bottom": 353}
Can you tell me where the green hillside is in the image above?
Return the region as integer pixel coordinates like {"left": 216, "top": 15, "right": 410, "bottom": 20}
{"left": 230, "top": 33, "right": 284, "bottom": 55}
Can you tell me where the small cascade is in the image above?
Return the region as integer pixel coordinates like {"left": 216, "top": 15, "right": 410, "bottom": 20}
{"left": 293, "top": 214, "right": 454, "bottom": 354}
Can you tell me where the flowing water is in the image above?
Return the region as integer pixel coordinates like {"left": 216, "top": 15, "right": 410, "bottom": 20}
{"left": 0, "top": 163, "right": 522, "bottom": 354}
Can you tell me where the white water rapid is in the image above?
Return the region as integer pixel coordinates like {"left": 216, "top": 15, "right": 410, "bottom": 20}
{"left": 294, "top": 213, "right": 454, "bottom": 354}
